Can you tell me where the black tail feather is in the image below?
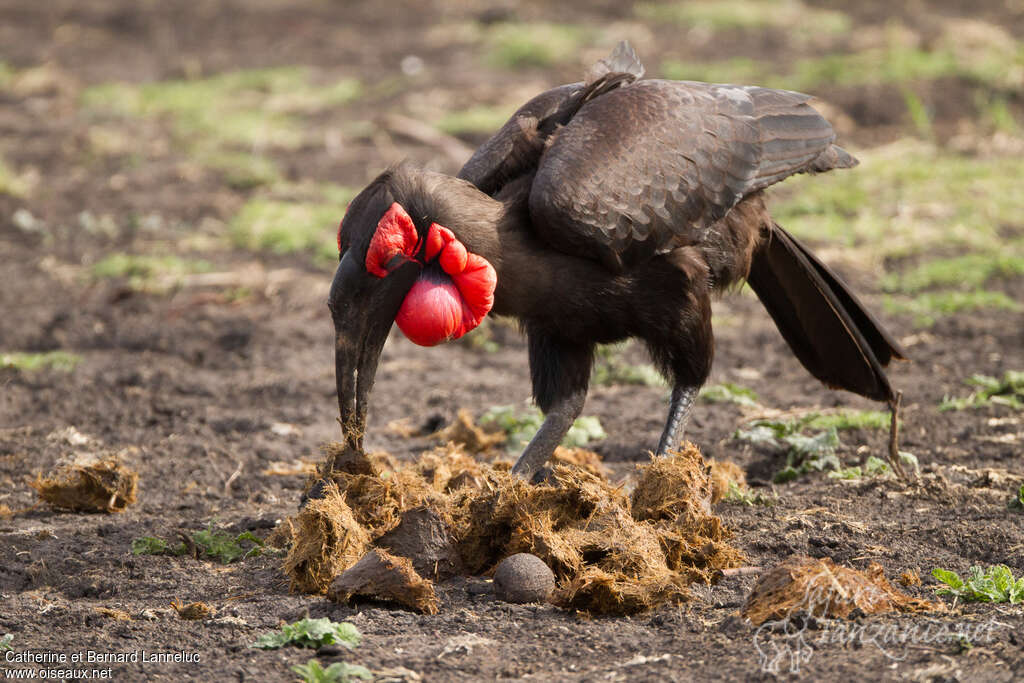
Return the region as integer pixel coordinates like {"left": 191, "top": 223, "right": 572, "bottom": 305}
{"left": 746, "top": 224, "right": 905, "bottom": 403}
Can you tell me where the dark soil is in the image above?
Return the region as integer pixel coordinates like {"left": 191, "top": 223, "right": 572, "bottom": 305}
{"left": 1, "top": 1, "right": 1021, "bottom": 681}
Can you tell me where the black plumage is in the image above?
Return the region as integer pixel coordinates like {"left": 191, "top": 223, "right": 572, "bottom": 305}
{"left": 323, "top": 42, "right": 905, "bottom": 486}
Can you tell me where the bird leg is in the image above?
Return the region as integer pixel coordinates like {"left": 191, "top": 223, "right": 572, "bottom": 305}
{"left": 512, "top": 330, "right": 594, "bottom": 482}
{"left": 511, "top": 387, "right": 586, "bottom": 482}
{"left": 655, "top": 385, "right": 699, "bottom": 456}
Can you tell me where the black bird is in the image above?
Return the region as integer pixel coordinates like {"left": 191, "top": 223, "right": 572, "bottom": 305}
{"left": 325, "top": 42, "right": 905, "bottom": 484}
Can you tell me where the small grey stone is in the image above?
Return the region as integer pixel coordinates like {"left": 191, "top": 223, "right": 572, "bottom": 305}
{"left": 493, "top": 553, "right": 555, "bottom": 604}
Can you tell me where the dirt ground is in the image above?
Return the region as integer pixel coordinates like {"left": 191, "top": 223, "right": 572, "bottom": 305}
{"left": 1, "top": 1, "right": 1022, "bottom": 681}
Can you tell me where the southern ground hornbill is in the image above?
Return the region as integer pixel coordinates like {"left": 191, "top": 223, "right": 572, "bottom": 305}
{"left": 323, "top": 42, "right": 906, "bottom": 485}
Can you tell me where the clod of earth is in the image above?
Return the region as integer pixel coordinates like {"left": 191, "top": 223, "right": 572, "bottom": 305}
{"left": 30, "top": 455, "right": 137, "bottom": 513}
{"left": 327, "top": 548, "right": 440, "bottom": 615}
{"left": 280, "top": 441, "right": 744, "bottom": 616}
{"left": 493, "top": 553, "right": 555, "bottom": 604}
{"left": 741, "top": 555, "right": 940, "bottom": 626}
{"left": 377, "top": 506, "right": 464, "bottom": 581}
{"left": 172, "top": 601, "right": 215, "bottom": 620}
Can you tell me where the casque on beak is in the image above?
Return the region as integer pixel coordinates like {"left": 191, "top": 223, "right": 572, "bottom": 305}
{"left": 328, "top": 250, "right": 420, "bottom": 456}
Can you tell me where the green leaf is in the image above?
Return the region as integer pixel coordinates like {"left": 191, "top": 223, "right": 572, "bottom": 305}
{"left": 931, "top": 567, "right": 964, "bottom": 590}
{"left": 0, "top": 634, "right": 12, "bottom": 652}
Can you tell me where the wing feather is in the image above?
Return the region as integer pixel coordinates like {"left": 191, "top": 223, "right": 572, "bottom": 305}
{"left": 530, "top": 80, "right": 854, "bottom": 268}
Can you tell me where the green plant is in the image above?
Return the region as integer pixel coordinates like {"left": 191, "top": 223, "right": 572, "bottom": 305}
{"left": 829, "top": 455, "right": 890, "bottom": 480}
{"left": 723, "top": 482, "right": 776, "bottom": 506}
{"left": 291, "top": 659, "right": 372, "bottom": 683}
{"left": 131, "top": 536, "right": 186, "bottom": 556}
{"left": 480, "top": 405, "right": 607, "bottom": 451}
{"left": 1009, "top": 484, "right": 1024, "bottom": 510}
{"left": 191, "top": 526, "right": 264, "bottom": 564}
{"left": 253, "top": 618, "right": 361, "bottom": 650}
{"left": 0, "top": 634, "right": 12, "bottom": 652}
{"left": 736, "top": 419, "right": 842, "bottom": 482}
{"left": 931, "top": 565, "right": 1024, "bottom": 604}
{"left": 131, "top": 525, "right": 264, "bottom": 563}
{"left": 1, "top": 351, "right": 81, "bottom": 372}
{"left": 940, "top": 371, "right": 1024, "bottom": 411}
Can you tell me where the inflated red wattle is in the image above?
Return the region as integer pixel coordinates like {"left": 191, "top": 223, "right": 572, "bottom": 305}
{"left": 395, "top": 276, "right": 464, "bottom": 346}
{"left": 395, "top": 225, "right": 496, "bottom": 346}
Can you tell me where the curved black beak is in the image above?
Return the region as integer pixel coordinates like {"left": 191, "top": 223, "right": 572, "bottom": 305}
{"left": 328, "top": 251, "right": 419, "bottom": 454}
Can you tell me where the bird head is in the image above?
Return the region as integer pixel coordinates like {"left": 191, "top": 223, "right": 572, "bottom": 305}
{"left": 329, "top": 169, "right": 497, "bottom": 445}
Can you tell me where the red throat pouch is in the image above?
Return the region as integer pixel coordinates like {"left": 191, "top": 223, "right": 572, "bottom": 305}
{"left": 395, "top": 224, "right": 496, "bottom": 346}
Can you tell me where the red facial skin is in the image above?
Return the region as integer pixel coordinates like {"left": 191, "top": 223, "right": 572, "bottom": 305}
{"left": 354, "top": 204, "right": 496, "bottom": 346}
{"left": 364, "top": 203, "right": 420, "bottom": 277}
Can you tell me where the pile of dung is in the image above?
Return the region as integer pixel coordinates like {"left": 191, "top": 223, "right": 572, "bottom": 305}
{"left": 282, "top": 481, "right": 372, "bottom": 593}
{"left": 281, "top": 441, "right": 744, "bottom": 616}
{"left": 742, "top": 555, "right": 940, "bottom": 626}
{"left": 708, "top": 459, "right": 746, "bottom": 503}
{"left": 30, "top": 454, "right": 137, "bottom": 513}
